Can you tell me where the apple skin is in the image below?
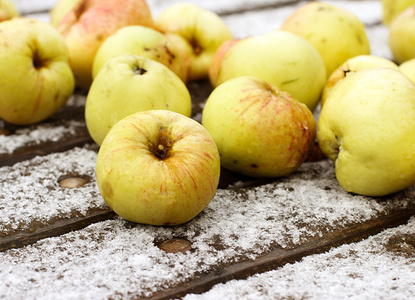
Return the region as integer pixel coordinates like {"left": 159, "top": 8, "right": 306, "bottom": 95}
{"left": 202, "top": 76, "right": 316, "bottom": 178}
{"left": 50, "top": 0, "right": 79, "bottom": 27}
{"left": 92, "top": 25, "right": 188, "bottom": 82}
{"left": 210, "top": 30, "right": 326, "bottom": 111}
{"left": 317, "top": 68, "right": 415, "bottom": 197}
{"left": 0, "top": 18, "right": 75, "bottom": 125}
{"left": 154, "top": 2, "right": 233, "bottom": 81}
{"left": 382, "top": 0, "right": 415, "bottom": 25}
{"left": 321, "top": 55, "right": 399, "bottom": 106}
{"left": 96, "top": 110, "right": 221, "bottom": 226}
{"left": 53, "top": 0, "right": 154, "bottom": 89}
{"left": 389, "top": 5, "right": 415, "bottom": 64}
{"left": 281, "top": 1, "right": 370, "bottom": 78}
{"left": 0, "top": 0, "right": 19, "bottom": 22}
{"left": 208, "top": 39, "right": 242, "bottom": 86}
{"left": 85, "top": 55, "right": 192, "bottom": 146}
{"left": 399, "top": 57, "right": 415, "bottom": 83}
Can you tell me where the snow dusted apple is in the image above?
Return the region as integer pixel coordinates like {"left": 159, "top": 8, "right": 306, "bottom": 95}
{"left": 202, "top": 76, "right": 316, "bottom": 178}
{"left": 96, "top": 110, "right": 221, "bottom": 225}
{"left": 52, "top": 0, "right": 154, "bottom": 89}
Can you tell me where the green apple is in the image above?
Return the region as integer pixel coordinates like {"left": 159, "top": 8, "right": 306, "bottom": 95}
{"left": 96, "top": 109, "right": 221, "bottom": 225}
{"left": 281, "top": 1, "right": 370, "bottom": 78}
{"left": 53, "top": 0, "right": 154, "bottom": 89}
{"left": 210, "top": 30, "right": 326, "bottom": 111}
{"left": 382, "top": 0, "right": 415, "bottom": 25}
{"left": 389, "top": 5, "right": 415, "bottom": 64}
{"left": 399, "top": 57, "right": 415, "bottom": 83}
{"left": 321, "top": 55, "right": 399, "bottom": 106}
{"left": 85, "top": 55, "right": 192, "bottom": 146}
{"left": 92, "top": 25, "right": 188, "bottom": 82}
{"left": 0, "top": 0, "right": 19, "bottom": 22}
{"left": 154, "top": 2, "right": 233, "bottom": 81}
{"left": 202, "top": 76, "right": 316, "bottom": 178}
{"left": 0, "top": 18, "right": 75, "bottom": 125}
{"left": 318, "top": 68, "right": 415, "bottom": 196}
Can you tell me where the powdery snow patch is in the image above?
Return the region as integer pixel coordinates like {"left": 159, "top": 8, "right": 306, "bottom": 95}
{"left": 0, "top": 146, "right": 105, "bottom": 235}
{"left": 0, "top": 159, "right": 413, "bottom": 299}
{"left": 184, "top": 217, "right": 415, "bottom": 300}
{"left": 0, "top": 120, "right": 86, "bottom": 155}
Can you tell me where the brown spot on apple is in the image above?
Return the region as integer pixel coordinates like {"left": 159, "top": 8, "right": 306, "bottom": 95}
{"left": 101, "top": 180, "right": 113, "bottom": 199}
{"left": 189, "top": 37, "right": 202, "bottom": 55}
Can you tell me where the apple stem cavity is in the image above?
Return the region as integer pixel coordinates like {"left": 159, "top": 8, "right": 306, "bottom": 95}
{"left": 153, "top": 127, "right": 173, "bottom": 160}
{"left": 133, "top": 66, "right": 147, "bottom": 75}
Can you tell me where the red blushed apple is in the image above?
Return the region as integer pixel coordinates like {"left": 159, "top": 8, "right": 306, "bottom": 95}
{"left": 53, "top": 0, "right": 154, "bottom": 89}
{"left": 96, "top": 110, "right": 221, "bottom": 225}
{"left": 209, "top": 39, "right": 242, "bottom": 87}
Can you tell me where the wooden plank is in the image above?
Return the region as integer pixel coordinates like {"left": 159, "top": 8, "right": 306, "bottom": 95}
{"left": 149, "top": 207, "right": 415, "bottom": 299}
{"left": 0, "top": 209, "right": 116, "bottom": 252}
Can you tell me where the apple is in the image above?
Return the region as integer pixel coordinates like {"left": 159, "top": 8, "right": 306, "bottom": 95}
{"left": 85, "top": 55, "right": 192, "bottom": 146}
{"left": 0, "top": 0, "right": 19, "bottom": 22}
{"left": 95, "top": 109, "right": 221, "bottom": 225}
{"left": 317, "top": 68, "right": 415, "bottom": 196}
{"left": 154, "top": 2, "right": 233, "bottom": 81}
{"left": 52, "top": 0, "right": 154, "bottom": 89}
{"left": 50, "top": 0, "right": 79, "bottom": 27}
{"left": 382, "top": 0, "right": 415, "bottom": 25}
{"left": 0, "top": 18, "right": 75, "bottom": 125}
{"left": 399, "top": 57, "right": 415, "bottom": 83}
{"left": 210, "top": 30, "right": 326, "bottom": 111}
{"left": 202, "top": 76, "right": 316, "bottom": 178}
{"left": 321, "top": 55, "right": 399, "bottom": 106}
{"left": 281, "top": 1, "right": 370, "bottom": 78}
{"left": 92, "top": 25, "right": 188, "bottom": 82}
{"left": 389, "top": 5, "right": 415, "bottom": 64}
{"left": 208, "top": 38, "right": 242, "bottom": 86}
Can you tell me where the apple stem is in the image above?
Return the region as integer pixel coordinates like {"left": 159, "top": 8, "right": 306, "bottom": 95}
{"left": 155, "top": 144, "right": 167, "bottom": 159}
{"left": 133, "top": 66, "right": 147, "bottom": 75}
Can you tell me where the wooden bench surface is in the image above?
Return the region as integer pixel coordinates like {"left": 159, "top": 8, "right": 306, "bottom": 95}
{"left": 1, "top": 1, "right": 414, "bottom": 299}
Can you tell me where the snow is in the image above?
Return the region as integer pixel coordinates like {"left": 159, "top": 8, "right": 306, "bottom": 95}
{"left": 0, "top": 148, "right": 413, "bottom": 298}
{"left": 184, "top": 217, "right": 415, "bottom": 300}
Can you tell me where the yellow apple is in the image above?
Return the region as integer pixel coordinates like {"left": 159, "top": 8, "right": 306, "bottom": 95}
{"left": 318, "top": 68, "right": 415, "bottom": 196}
{"left": 281, "top": 1, "right": 370, "bottom": 78}
{"left": 53, "top": 0, "right": 154, "bottom": 89}
{"left": 382, "top": 0, "right": 415, "bottom": 25}
{"left": 0, "top": 18, "right": 75, "bottom": 125}
{"left": 92, "top": 25, "right": 188, "bottom": 82}
{"left": 0, "top": 0, "right": 19, "bottom": 22}
{"left": 389, "top": 5, "right": 415, "bottom": 64}
{"left": 96, "top": 110, "right": 221, "bottom": 225}
{"left": 210, "top": 30, "right": 326, "bottom": 111}
{"left": 50, "top": 0, "right": 79, "bottom": 27}
{"left": 85, "top": 55, "right": 192, "bottom": 146}
{"left": 202, "top": 76, "right": 316, "bottom": 178}
{"left": 321, "top": 55, "right": 399, "bottom": 106}
{"left": 154, "top": 2, "right": 233, "bottom": 81}
{"left": 399, "top": 57, "right": 415, "bottom": 82}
